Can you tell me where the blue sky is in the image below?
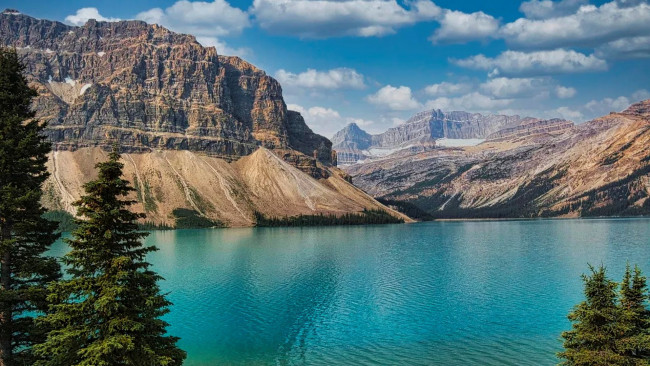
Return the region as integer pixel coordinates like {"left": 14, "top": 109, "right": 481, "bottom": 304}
{"left": 5, "top": 0, "right": 650, "bottom": 136}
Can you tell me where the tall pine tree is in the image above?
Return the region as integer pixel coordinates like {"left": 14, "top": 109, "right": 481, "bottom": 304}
{"left": 558, "top": 265, "right": 628, "bottom": 366}
{"left": 35, "top": 146, "right": 186, "bottom": 366}
{"left": 618, "top": 264, "right": 650, "bottom": 360}
{"left": 0, "top": 47, "right": 61, "bottom": 366}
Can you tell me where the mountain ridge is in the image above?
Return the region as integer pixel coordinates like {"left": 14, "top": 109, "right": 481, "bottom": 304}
{"left": 346, "top": 100, "right": 650, "bottom": 218}
{"left": 0, "top": 10, "right": 409, "bottom": 227}
{"left": 332, "top": 109, "right": 573, "bottom": 164}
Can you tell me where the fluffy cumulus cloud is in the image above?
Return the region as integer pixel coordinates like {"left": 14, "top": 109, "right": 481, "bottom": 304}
{"left": 249, "top": 0, "right": 441, "bottom": 38}
{"left": 595, "top": 36, "right": 650, "bottom": 59}
{"left": 366, "top": 85, "right": 421, "bottom": 111}
{"left": 424, "top": 82, "right": 473, "bottom": 96}
{"left": 430, "top": 10, "right": 500, "bottom": 44}
{"left": 287, "top": 103, "right": 373, "bottom": 136}
{"left": 555, "top": 85, "right": 577, "bottom": 98}
{"left": 479, "top": 77, "right": 551, "bottom": 99}
{"left": 519, "top": 0, "right": 588, "bottom": 19}
{"left": 136, "top": 0, "right": 250, "bottom": 37}
{"left": 134, "top": 0, "right": 250, "bottom": 56}
{"left": 554, "top": 106, "right": 584, "bottom": 120}
{"left": 583, "top": 89, "right": 649, "bottom": 117}
{"left": 552, "top": 89, "right": 649, "bottom": 122}
{"left": 501, "top": 1, "right": 650, "bottom": 49}
{"left": 452, "top": 49, "right": 608, "bottom": 77}
{"left": 275, "top": 68, "right": 365, "bottom": 90}
{"left": 65, "top": 8, "right": 120, "bottom": 26}
{"left": 424, "top": 92, "right": 513, "bottom": 112}
{"left": 194, "top": 37, "right": 250, "bottom": 57}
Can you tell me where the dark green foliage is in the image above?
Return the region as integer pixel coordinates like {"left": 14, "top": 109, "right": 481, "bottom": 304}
{"left": 138, "top": 221, "right": 173, "bottom": 231}
{"left": 255, "top": 209, "right": 403, "bottom": 227}
{"left": 618, "top": 264, "right": 650, "bottom": 360}
{"left": 407, "top": 168, "right": 566, "bottom": 219}
{"left": 172, "top": 208, "right": 223, "bottom": 229}
{"left": 577, "top": 164, "right": 650, "bottom": 217}
{"left": 42, "top": 210, "right": 77, "bottom": 232}
{"left": 376, "top": 198, "right": 433, "bottom": 221}
{"left": 34, "top": 147, "right": 186, "bottom": 366}
{"left": 558, "top": 264, "right": 650, "bottom": 365}
{"left": 0, "top": 47, "right": 61, "bottom": 365}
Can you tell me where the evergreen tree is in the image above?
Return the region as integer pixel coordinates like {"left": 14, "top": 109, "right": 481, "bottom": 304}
{"left": 618, "top": 264, "right": 650, "bottom": 360}
{"left": 35, "top": 146, "right": 186, "bottom": 366}
{"left": 0, "top": 47, "right": 61, "bottom": 366}
{"left": 558, "top": 265, "right": 628, "bottom": 365}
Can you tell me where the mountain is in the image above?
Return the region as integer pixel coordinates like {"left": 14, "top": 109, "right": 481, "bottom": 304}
{"left": 346, "top": 100, "right": 650, "bottom": 218}
{"left": 0, "top": 10, "right": 408, "bottom": 227}
{"left": 332, "top": 109, "right": 573, "bottom": 164}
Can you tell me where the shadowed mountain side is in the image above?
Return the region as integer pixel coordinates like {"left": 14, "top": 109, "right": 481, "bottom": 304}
{"left": 346, "top": 101, "right": 650, "bottom": 218}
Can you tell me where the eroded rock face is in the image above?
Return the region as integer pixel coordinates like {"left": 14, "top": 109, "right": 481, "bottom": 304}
{"left": 332, "top": 109, "right": 573, "bottom": 164}
{"left": 0, "top": 11, "right": 331, "bottom": 165}
{"left": 345, "top": 101, "right": 650, "bottom": 218}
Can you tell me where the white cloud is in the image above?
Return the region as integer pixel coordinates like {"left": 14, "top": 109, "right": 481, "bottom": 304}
{"left": 424, "top": 92, "right": 513, "bottom": 112}
{"left": 250, "top": 0, "right": 441, "bottom": 38}
{"left": 452, "top": 49, "right": 608, "bottom": 77}
{"left": 287, "top": 103, "right": 373, "bottom": 136}
{"left": 632, "top": 89, "right": 650, "bottom": 101}
{"left": 555, "top": 85, "right": 577, "bottom": 98}
{"left": 136, "top": 0, "right": 250, "bottom": 37}
{"left": 555, "top": 106, "right": 583, "bottom": 120}
{"left": 501, "top": 1, "right": 650, "bottom": 49}
{"left": 595, "top": 36, "right": 650, "bottom": 59}
{"left": 519, "top": 0, "right": 588, "bottom": 20}
{"left": 424, "top": 81, "right": 473, "bottom": 96}
{"left": 558, "top": 89, "right": 650, "bottom": 122}
{"left": 391, "top": 117, "right": 406, "bottom": 126}
{"left": 479, "top": 77, "right": 550, "bottom": 98}
{"left": 430, "top": 10, "right": 499, "bottom": 43}
{"left": 366, "top": 85, "right": 421, "bottom": 111}
{"left": 275, "top": 68, "right": 366, "bottom": 90}
{"left": 65, "top": 8, "right": 120, "bottom": 26}
{"left": 196, "top": 37, "right": 250, "bottom": 57}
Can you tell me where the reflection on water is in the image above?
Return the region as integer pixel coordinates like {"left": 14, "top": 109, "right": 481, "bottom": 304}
{"left": 50, "top": 218, "right": 650, "bottom": 365}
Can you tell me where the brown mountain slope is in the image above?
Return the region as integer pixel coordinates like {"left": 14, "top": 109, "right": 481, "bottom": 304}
{"left": 346, "top": 101, "right": 650, "bottom": 218}
{"left": 0, "top": 10, "right": 407, "bottom": 226}
{"left": 43, "top": 147, "right": 410, "bottom": 227}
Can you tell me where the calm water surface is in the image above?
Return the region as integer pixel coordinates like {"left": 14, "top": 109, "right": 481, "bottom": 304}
{"left": 51, "top": 219, "right": 650, "bottom": 365}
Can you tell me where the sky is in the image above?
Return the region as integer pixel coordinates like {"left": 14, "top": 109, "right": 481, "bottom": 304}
{"left": 4, "top": 0, "right": 650, "bottom": 137}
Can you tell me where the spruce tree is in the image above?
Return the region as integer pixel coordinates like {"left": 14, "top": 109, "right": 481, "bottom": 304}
{"left": 35, "top": 146, "right": 186, "bottom": 366}
{"left": 618, "top": 264, "right": 650, "bottom": 360}
{"left": 0, "top": 47, "right": 61, "bottom": 366}
{"left": 558, "top": 265, "right": 628, "bottom": 365}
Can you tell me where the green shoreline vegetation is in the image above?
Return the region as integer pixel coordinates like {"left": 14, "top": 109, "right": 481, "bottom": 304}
{"left": 254, "top": 209, "right": 404, "bottom": 227}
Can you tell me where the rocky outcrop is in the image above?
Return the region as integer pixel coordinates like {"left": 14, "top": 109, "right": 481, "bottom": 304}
{"left": 332, "top": 109, "right": 571, "bottom": 164}
{"left": 0, "top": 11, "right": 331, "bottom": 165}
{"left": 345, "top": 100, "right": 650, "bottom": 218}
{"left": 0, "top": 11, "right": 410, "bottom": 227}
{"left": 486, "top": 118, "right": 574, "bottom": 141}
{"left": 331, "top": 123, "right": 373, "bottom": 164}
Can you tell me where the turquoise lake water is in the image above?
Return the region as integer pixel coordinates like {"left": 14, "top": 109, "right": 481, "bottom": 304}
{"left": 50, "top": 218, "right": 650, "bottom": 365}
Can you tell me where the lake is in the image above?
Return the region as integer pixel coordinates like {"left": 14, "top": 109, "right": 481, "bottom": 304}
{"left": 50, "top": 218, "right": 650, "bottom": 365}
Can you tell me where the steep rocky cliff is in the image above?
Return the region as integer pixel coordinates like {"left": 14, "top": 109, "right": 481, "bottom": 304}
{"left": 332, "top": 109, "right": 573, "bottom": 164}
{"left": 0, "top": 10, "right": 332, "bottom": 165}
{"left": 346, "top": 101, "right": 650, "bottom": 218}
{"left": 1, "top": 10, "right": 408, "bottom": 226}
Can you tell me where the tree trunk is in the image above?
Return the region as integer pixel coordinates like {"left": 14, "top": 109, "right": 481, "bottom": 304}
{"left": 0, "top": 223, "right": 12, "bottom": 366}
